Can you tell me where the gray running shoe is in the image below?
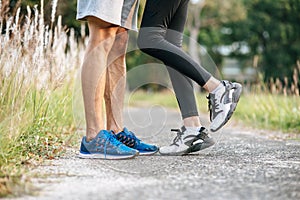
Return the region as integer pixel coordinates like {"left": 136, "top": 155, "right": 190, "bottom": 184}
{"left": 159, "top": 126, "right": 215, "bottom": 156}
{"left": 208, "top": 80, "right": 242, "bottom": 132}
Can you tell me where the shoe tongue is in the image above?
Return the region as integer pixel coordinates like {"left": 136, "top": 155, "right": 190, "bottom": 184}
{"left": 181, "top": 126, "right": 187, "bottom": 132}
{"left": 185, "top": 126, "right": 202, "bottom": 132}
{"left": 102, "top": 130, "right": 115, "bottom": 141}
{"left": 211, "top": 83, "right": 225, "bottom": 94}
{"left": 123, "top": 127, "right": 129, "bottom": 133}
{"left": 199, "top": 127, "right": 208, "bottom": 134}
{"left": 101, "top": 130, "right": 110, "bottom": 136}
{"left": 122, "top": 127, "right": 137, "bottom": 141}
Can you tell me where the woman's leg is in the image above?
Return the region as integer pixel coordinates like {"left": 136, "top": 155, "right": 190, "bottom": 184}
{"left": 138, "top": 0, "right": 242, "bottom": 133}
{"left": 164, "top": 0, "right": 201, "bottom": 127}
{"left": 137, "top": 0, "right": 213, "bottom": 156}
{"left": 81, "top": 16, "right": 119, "bottom": 141}
{"left": 104, "top": 28, "right": 129, "bottom": 133}
{"left": 138, "top": 0, "right": 212, "bottom": 87}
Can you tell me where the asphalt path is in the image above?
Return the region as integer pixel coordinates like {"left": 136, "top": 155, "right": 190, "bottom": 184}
{"left": 10, "top": 107, "right": 300, "bottom": 200}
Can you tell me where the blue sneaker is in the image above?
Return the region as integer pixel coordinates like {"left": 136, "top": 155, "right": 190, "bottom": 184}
{"left": 79, "top": 130, "right": 139, "bottom": 159}
{"left": 115, "top": 128, "right": 159, "bottom": 156}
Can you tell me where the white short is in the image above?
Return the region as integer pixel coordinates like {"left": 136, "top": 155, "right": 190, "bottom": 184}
{"left": 77, "top": 0, "right": 140, "bottom": 31}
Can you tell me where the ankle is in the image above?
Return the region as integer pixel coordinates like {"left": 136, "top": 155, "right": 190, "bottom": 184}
{"left": 185, "top": 126, "right": 201, "bottom": 132}
{"left": 183, "top": 116, "right": 201, "bottom": 127}
{"left": 86, "top": 136, "right": 94, "bottom": 142}
{"left": 86, "top": 128, "right": 99, "bottom": 142}
{"left": 203, "top": 77, "right": 222, "bottom": 93}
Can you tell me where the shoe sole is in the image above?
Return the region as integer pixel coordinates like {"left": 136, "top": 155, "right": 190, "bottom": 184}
{"left": 78, "top": 152, "right": 139, "bottom": 160}
{"left": 159, "top": 139, "right": 215, "bottom": 156}
{"left": 210, "top": 83, "right": 242, "bottom": 132}
{"left": 188, "top": 138, "right": 215, "bottom": 153}
{"left": 139, "top": 149, "right": 159, "bottom": 156}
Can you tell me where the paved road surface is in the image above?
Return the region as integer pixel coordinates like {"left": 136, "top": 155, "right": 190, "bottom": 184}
{"left": 11, "top": 107, "right": 300, "bottom": 200}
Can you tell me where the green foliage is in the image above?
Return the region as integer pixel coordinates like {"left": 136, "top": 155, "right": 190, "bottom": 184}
{"left": 222, "top": 0, "right": 300, "bottom": 80}
{"left": 234, "top": 93, "right": 300, "bottom": 133}
{"left": 5, "top": 0, "right": 81, "bottom": 35}
{"left": 8, "top": 0, "right": 299, "bottom": 83}
{"left": 0, "top": 85, "right": 75, "bottom": 197}
{"left": 56, "top": 0, "right": 82, "bottom": 35}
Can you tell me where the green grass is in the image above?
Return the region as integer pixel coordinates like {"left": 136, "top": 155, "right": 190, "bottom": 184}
{"left": 235, "top": 93, "right": 300, "bottom": 133}
{"left": 0, "top": 84, "right": 76, "bottom": 197}
{"left": 127, "top": 90, "right": 300, "bottom": 133}
{"left": 0, "top": 4, "right": 81, "bottom": 196}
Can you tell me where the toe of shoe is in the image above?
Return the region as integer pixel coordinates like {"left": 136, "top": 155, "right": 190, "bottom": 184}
{"left": 138, "top": 142, "right": 158, "bottom": 152}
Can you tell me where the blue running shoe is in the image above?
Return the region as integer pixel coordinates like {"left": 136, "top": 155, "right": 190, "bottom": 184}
{"left": 116, "top": 128, "right": 159, "bottom": 156}
{"left": 79, "top": 130, "right": 139, "bottom": 159}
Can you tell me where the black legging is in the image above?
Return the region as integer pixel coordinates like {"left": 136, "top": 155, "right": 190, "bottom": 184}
{"left": 138, "top": 0, "right": 212, "bottom": 118}
{"left": 138, "top": 0, "right": 211, "bottom": 87}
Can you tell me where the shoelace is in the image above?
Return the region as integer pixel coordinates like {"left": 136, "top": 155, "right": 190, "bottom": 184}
{"left": 207, "top": 81, "right": 229, "bottom": 115}
{"left": 118, "top": 130, "right": 140, "bottom": 147}
{"left": 170, "top": 129, "right": 184, "bottom": 146}
{"left": 207, "top": 94, "right": 220, "bottom": 120}
{"left": 104, "top": 131, "right": 121, "bottom": 158}
{"left": 208, "top": 81, "right": 236, "bottom": 114}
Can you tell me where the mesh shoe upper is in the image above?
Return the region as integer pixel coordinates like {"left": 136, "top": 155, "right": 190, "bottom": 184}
{"left": 116, "top": 128, "right": 158, "bottom": 155}
{"left": 79, "top": 130, "right": 138, "bottom": 159}
{"left": 159, "top": 126, "right": 215, "bottom": 156}
{"left": 208, "top": 80, "right": 242, "bottom": 132}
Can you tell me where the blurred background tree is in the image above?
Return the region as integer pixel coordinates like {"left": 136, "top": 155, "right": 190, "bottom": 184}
{"left": 4, "top": 0, "right": 80, "bottom": 34}
{"left": 222, "top": 0, "right": 300, "bottom": 82}
{"left": 3, "top": 0, "right": 300, "bottom": 85}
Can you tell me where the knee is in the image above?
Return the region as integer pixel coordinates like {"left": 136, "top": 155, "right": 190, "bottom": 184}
{"left": 88, "top": 27, "right": 119, "bottom": 52}
{"left": 114, "top": 31, "right": 129, "bottom": 53}
{"left": 119, "top": 35, "right": 129, "bottom": 48}
{"left": 137, "top": 30, "right": 149, "bottom": 51}
{"left": 166, "top": 38, "right": 182, "bottom": 48}
{"left": 137, "top": 29, "right": 162, "bottom": 55}
{"left": 165, "top": 31, "right": 183, "bottom": 48}
{"left": 116, "top": 28, "right": 129, "bottom": 46}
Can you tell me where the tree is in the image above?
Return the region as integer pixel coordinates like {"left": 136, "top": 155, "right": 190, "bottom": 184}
{"left": 2, "top": 0, "right": 81, "bottom": 35}
{"left": 186, "top": 0, "right": 246, "bottom": 67}
{"left": 223, "top": 0, "right": 300, "bottom": 81}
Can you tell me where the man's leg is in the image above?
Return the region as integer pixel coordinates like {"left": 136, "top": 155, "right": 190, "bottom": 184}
{"left": 79, "top": 17, "right": 138, "bottom": 159}
{"left": 104, "top": 28, "right": 128, "bottom": 133}
{"left": 104, "top": 27, "right": 159, "bottom": 155}
{"left": 81, "top": 17, "right": 119, "bottom": 141}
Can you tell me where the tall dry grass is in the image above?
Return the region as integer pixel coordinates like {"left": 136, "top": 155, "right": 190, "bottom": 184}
{"left": 233, "top": 61, "right": 300, "bottom": 132}
{"left": 0, "top": 1, "right": 85, "bottom": 197}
